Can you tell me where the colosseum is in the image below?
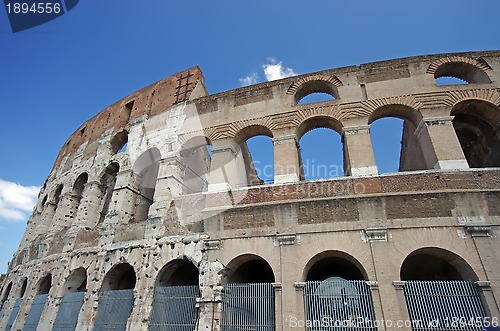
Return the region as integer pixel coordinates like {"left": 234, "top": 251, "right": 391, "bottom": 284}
{"left": 0, "top": 50, "right": 499, "bottom": 331}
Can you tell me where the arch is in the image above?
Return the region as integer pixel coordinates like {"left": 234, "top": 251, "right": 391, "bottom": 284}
{"left": 72, "top": 173, "right": 88, "bottom": 197}
{"left": 368, "top": 104, "right": 423, "bottom": 128}
{"left": 303, "top": 250, "right": 368, "bottom": 282}
{"left": 64, "top": 267, "right": 87, "bottom": 295}
{"left": 226, "top": 254, "right": 275, "bottom": 284}
{"left": 19, "top": 278, "right": 27, "bottom": 298}
{"left": 155, "top": 259, "right": 199, "bottom": 287}
{"left": 99, "top": 162, "right": 120, "bottom": 222}
{"left": 1, "top": 282, "right": 12, "bottom": 303}
{"left": 297, "top": 115, "right": 343, "bottom": 139}
{"left": 288, "top": 75, "right": 342, "bottom": 105}
{"left": 427, "top": 56, "right": 492, "bottom": 84}
{"left": 110, "top": 130, "right": 128, "bottom": 154}
{"left": 132, "top": 148, "right": 161, "bottom": 222}
{"left": 233, "top": 125, "right": 274, "bottom": 186}
{"left": 37, "top": 274, "right": 52, "bottom": 295}
{"left": 233, "top": 125, "right": 273, "bottom": 145}
{"left": 53, "top": 184, "right": 63, "bottom": 207}
{"left": 400, "top": 247, "right": 478, "bottom": 281}
{"left": 101, "top": 263, "right": 136, "bottom": 292}
{"left": 451, "top": 99, "right": 500, "bottom": 167}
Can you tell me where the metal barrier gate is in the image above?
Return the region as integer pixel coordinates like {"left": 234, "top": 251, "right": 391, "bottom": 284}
{"left": 52, "top": 291, "right": 85, "bottom": 331}
{"left": 303, "top": 279, "right": 377, "bottom": 331}
{"left": 221, "top": 283, "right": 275, "bottom": 331}
{"left": 5, "top": 298, "right": 21, "bottom": 331}
{"left": 93, "top": 289, "right": 134, "bottom": 331}
{"left": 149, "top": 285, "right": 200, "bottom": 331}
{"left": 23, "top": 294, "right": 48, "bottom": 331}
{"left": 403, "top": 280, "right": 487, "bottom": 331}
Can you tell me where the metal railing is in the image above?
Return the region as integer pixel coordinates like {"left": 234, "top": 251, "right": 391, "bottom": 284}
{"left": 22, "top": 294, "right": 48, "bottom": 331}
{"left": 93, "top": 289, "right": 134, "bottom": 331}
{"left": 221, "top": 283, "right": 276, "bottom": 331}
{"left": 403, "top": 280, "right": 487, "bottom": 331}
{"left": 52, "top": 291, "right": 85, "bottom": 331}
{"left": 303, "top": 279, "right": 377, "bottom": 331}
{"left": 149, "top": 285, "right": 200, "bottom": 331}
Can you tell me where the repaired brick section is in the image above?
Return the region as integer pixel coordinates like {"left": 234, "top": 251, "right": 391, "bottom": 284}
{"left": 385, "top": 193, "right": 455, "bottom": 219}
{"left": 298, "top": 199, "right": 359, "bottom": 224}
{"left": 223, "top": 205, "right": 274, "bottom": 230}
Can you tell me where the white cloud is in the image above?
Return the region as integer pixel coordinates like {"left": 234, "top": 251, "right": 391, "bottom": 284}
{"left": 239, "top": 73, "right": 258, "bottom": 87}
{"left": 263, "top": 58, "right": 297, "bottom": 81}
{"left": 0, "top": 179, "right": 40, "bottom": 222}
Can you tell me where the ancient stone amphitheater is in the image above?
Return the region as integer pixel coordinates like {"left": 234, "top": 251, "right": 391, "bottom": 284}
{"left": 0, "top": 50, "right": 499, "bottom": 331}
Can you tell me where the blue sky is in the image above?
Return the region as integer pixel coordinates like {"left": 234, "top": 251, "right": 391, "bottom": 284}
{"left": 0, "top": 0, "right": 499, "bottom": 274}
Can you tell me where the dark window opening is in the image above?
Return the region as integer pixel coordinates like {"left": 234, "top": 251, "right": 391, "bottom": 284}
{"left": 101, "top": 263, "right": 136, "bottom": 292}
{"left": 306, "top": 256, "right": 365, "bottom": 281}
{"left": 38, "top": 275, "right": 52, "bottom": 295}
{"left": 110, "top": 130, "right": 129, "bottom": 154}
{"left": 228, "top": 260, "right": 275, "bottom": 284}
{"left": 156, "top": 260, "right": 199, "bottom": 287}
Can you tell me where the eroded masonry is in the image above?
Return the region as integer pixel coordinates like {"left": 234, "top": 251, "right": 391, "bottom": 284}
{"left": 1, "top": 51, "right": 500, "bottom": 331}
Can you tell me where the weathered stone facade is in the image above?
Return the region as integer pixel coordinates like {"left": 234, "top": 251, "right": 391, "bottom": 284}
{"left": 0, "top": 51, "right": 499, "bottom": 331}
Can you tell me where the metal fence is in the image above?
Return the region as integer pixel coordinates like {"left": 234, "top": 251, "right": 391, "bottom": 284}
{"left": 149, "top": 285, "right": 200, "bottom": 331}
{"left": 303, "top": 279, "right": 377, "bottom": 331}
{"left": 221, "top": 283, "right": 275, "bottom": 331}
{"left": 52, "top": 291, "right": 85, "bottom": 331}
{"left": 22, "top": 294, "right": 48, "bottom": 331}
{"left": 403, "top": 280, "right": 487, "bottom": 331}
{"left": 5, "top": 298, "right": 21, "bottom": 331}
{"left": 93, "top": 289, "right": 135, "bottom": 331}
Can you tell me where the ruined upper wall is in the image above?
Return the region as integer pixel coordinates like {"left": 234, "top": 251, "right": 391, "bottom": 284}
{"left": 51, "top": 66, "right": 204, "bottom": 172}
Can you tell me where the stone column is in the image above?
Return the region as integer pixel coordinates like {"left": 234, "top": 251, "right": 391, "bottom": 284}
{"left": 105, "top": 169, "right": 137, "bottom": 225}
{"left": 207, "top": 140, "right": 247, "bottom": 192}
{"left": 415, "top": 116, "right": 469, "bottom": 170}
{"left": 342, "top": 125, "right": 378, "bottom": 176}
{"left": 367, "top": 281, "right": 386, "bottom": 331}
{"left": 465, "top": 226, "right": 500, "bottom": 319}
{"left": 51, "top": 192, "right": 77, "bottom": 231}
{"left": 75, "top": 181, "right": 104, "bottom": 229}
{"left": 293, "top": 283, "right": 307, "bottom": 329}
{"left": 273, "top": 134, "right": 301, "bottom": 184}
{"left": 196, "top": 260, "right": 226, "bottom": 331}
{"left": 273, "top": 283, "right": 283, "bottom": 331}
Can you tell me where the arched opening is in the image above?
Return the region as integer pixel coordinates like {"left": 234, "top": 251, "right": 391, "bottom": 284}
{"left": 451, "top": 100, "right": 500, "bottom": 168}
{"left": 101, "top": 263, "right": 136, "bottom": 292}
{"left": 303, "top": 251, "right": 375, "bottom": 329}
{"left": 298, "top": 117, "right": 344, "bottom": 180}
{"left": 246, "top": 135, "right": 274, "bottom": 185}
{"left": 5, "top": 280, "right": 22, "bottom": 331}
{"left": 110, "top": 130, "right": 128, "bottom": 154}
{"left": 369, "top": 105, "right": 427, "bottom": 172}
{"left": 0, "top": 282, "right": 12, "bottom": 311}
{"left": 156, "top": 259, "right": 199, "bottom": 287}
{"left": 180, "top": 136, "right": 212, "bottom": 194}
{"left": 53, "top": 268, "right": 88, "bottom": 330}
{"left": 370, "top": 117, "right": 404, "bottom": 174}
{"left": 294, "top": 80, "right": 339, "bottom": 105}
{"left": 99, "top": 162, "right": 120, "bottom": 223}
{"left": 20, "top": 278, "right": 27, "bottom": 298}
{"left": 132, "top": 148, "right": 161, "bottom": 222}
{"left": 70, "top": 173, "right": 88, "bottom": 221}
{"left": 433, "top": 62, "right": 491, "bottom": 85}
{"left": 400, "top": 247, "right": 477, "bottom": 281}
{"left": 94, "top": 263, "right": 136, "bottom": 330}
{"left": 24, "top": 274, "right": 52, "bottom": 330}
{"left": 150, "top": 260, "right": 200, "bottom": 330}
{"left": 234, "top": 125, "right": 274, "bottom": 187}
{"left": 52, "top": 184, "right": 63, "bottom": 212}
{"left": 400, "top": 248, "right": 487, "bottom": 330}
{"left": 38, "top": 274, "right": 52, "bottom": 295}
{"left": 435, "top": 76, "right": 468, "bottom": 86}
{"left": 297, "top": 92, "right": 336, "bottom": 105}
{"left": 222, "top": 255, "right": 276, "bottom": 330}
